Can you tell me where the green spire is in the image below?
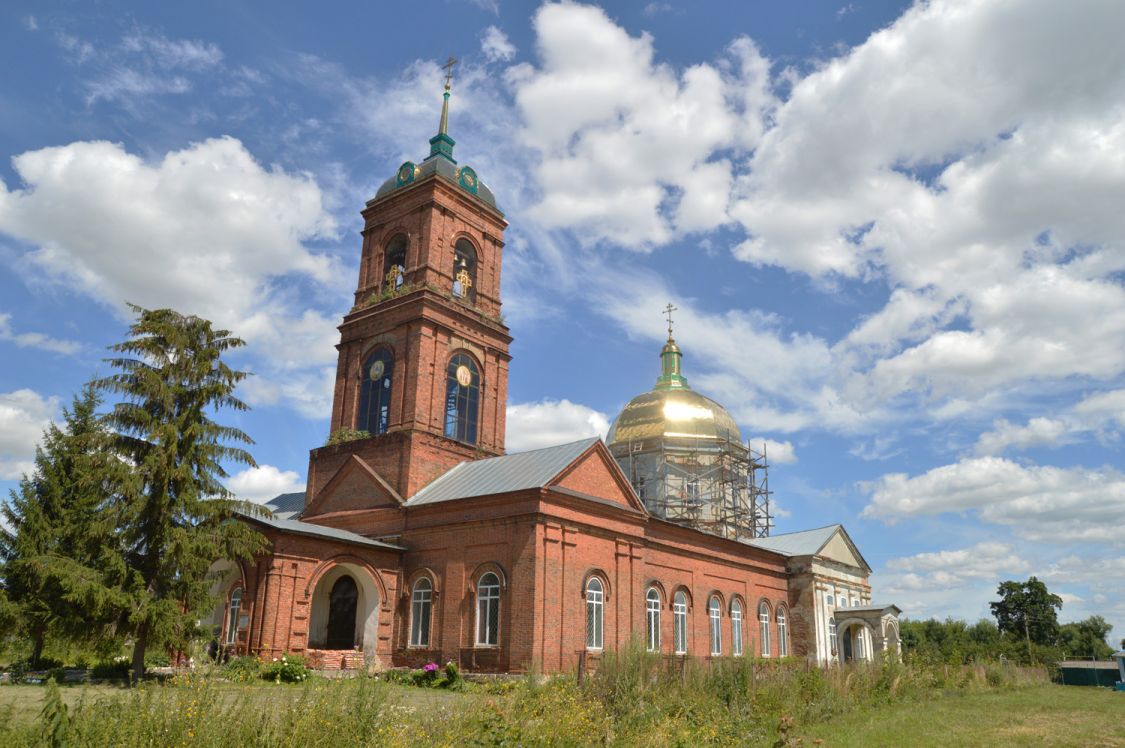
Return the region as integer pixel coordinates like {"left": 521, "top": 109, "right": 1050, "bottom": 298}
{"left": 428, "top": 57, "right": 457, "bottom": 163}
{"left": 655, "top": 303, "right": 689, "bottom": 390}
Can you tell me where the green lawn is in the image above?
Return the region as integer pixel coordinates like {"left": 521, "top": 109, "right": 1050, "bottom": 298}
{"left": 800, "top": 685, "right": 1124, "bottom": 747}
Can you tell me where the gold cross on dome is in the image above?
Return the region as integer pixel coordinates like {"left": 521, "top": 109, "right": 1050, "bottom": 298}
{"left": 442, "top": 56, "right": 458, "bottom": 91}
{"left": 664, "top": 302, "right": 678, "bottom": 338}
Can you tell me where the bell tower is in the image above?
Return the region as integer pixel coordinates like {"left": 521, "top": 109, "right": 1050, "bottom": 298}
{"left": 305, "top": 66, "right": 511, "bottom": 509}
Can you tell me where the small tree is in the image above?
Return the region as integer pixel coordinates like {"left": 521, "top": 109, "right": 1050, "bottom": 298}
{"left": 96, "top": 306, "right": 265, "bottom": 683}
{"left": 990, "top": 576, "right": 1062, "bottom": 660}
{"left": 0, "top": 384, "right": 123, "bottom": 665}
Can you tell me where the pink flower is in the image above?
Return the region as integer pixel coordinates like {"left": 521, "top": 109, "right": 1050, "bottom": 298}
{"left": 423, "top": 662, "right": 439, "bottom": 672}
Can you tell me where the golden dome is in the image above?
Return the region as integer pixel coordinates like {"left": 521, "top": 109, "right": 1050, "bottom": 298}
{"left": 606, "top": 335, "right": 742, "bottom": 446}
{"left": 606, "top": 386, "right": 742, "bottom": 445}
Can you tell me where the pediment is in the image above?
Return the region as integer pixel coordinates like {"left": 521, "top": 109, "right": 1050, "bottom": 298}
{"left": 818, "top": 529, "right": 869, "bottom": 572}
{"left": 548, "top": 442, "right": 647, "bottom": 513}
{"left": 302, "top": 455, "right": 403, "bottom": 517}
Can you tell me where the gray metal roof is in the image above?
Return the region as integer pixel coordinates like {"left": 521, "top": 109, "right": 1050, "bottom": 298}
{"left": 748, "top": 524, "right": 842, "bottom": 556}
{"left": 237, "top": 511, "right": 404, "bottom": 551}
{"left": 264, "top": 491, "right": 306, "bottom": 520}
{"left": 405, "top": 438, "right": 599, "bottom": 507}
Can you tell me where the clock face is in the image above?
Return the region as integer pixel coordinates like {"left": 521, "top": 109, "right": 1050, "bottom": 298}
{"left": 369, "top": 360, "right": 385, "bottom": 380}
{"left": 456, "top": 364, "right": 472, "bottom": 387}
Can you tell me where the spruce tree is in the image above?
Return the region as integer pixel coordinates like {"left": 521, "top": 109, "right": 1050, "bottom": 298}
{"left": 0, "top": 384, "right": 123, "bottom": 665}
{"left": 96, "top": 306, "right": 264, "bottom": 682}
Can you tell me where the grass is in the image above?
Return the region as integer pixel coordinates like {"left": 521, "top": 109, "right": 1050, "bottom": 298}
{"left": 799, "top": 684, "right": 1124, "bottom": 747}
{"left": 1, "top": 653, "right": 1119, "bottom": 746}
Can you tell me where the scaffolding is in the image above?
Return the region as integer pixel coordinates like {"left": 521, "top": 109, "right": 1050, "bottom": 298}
{"left": 611, "top": 435, "right": 772, "bottom": 541}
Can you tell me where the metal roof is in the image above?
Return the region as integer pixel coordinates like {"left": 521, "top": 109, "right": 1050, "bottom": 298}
{"left": 237, "top": 511, "right": 404, "bottom": 551}
{"left": 264, "top": 491, "right": 306, "bottom": 520}
{"left": 405, "top": 438, "right": 599, "bottom": 507}
{"left": 748, "top": 524, "right": 842, "bottom": 556}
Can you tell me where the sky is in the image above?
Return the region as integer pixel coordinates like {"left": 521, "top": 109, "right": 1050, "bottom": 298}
{"left": 1, "top": 0, "right": 1123, "bottom": 645}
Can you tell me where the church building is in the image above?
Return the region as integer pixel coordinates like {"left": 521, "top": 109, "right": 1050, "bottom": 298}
{"left": 210, "top": 79, "right": 900, "bottom": 673}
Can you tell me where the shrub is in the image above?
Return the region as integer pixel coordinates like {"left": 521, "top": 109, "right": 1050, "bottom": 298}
{"left": 90, "top": 659, "right": 131, "bottom": 680}
{"left": 144, "top": 651, "right": 171, "bottom": 668}
{"left": 260, "top": 653, "right": 310, "bottom": 684}
{"left": 325, "top": 428, "right": 371, "bottom": 446}
{"left": 224, "top": 655, "right": 262, "bottom": 683}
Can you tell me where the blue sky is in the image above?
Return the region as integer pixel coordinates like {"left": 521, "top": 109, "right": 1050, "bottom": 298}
{"left": 2, "top": 1, "right": 1124, "bottom": 643}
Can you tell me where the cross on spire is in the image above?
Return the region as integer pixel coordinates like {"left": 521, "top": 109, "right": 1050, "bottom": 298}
{"left": 664, "top": 302, "right": 678, "bottom": 339}
{"left": 442, "top": 56, "right": 458, "bottom": 91}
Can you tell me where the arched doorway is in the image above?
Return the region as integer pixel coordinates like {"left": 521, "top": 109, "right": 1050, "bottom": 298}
{"left": 838, "top": 621, "right": 873, "bottom": 663}
{"left": 308, "top": 563, "right": 381, "bottom": 654}
{"left": 326, "top": 576, "right": 359, "bottom": 649}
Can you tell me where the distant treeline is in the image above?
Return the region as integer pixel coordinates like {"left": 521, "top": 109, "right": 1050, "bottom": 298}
{"left": 899, "top": 615, "right": 1115, "bottom": 666}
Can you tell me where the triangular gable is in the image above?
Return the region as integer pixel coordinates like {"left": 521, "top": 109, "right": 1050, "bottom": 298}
{"left": 816, "top": 526, "right": 871, "bottom": 573}
{"left": 548, "top": 441, "right": 647, "bottom": 513}
{"left": 302, "top": 455, "right": 403, "bottom": 517}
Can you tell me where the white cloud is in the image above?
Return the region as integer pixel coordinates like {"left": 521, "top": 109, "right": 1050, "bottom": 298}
{"left": 0, "top": 313, "right": 81, "bottom": 355}
{"left": 481, "top": 26, "right": 517, "bottom": 63}
{"left": 883, "top": 541, "right": 1028, "bottom": 594}
{"left": 973, "top": 417, "right": 1075, "bottom": 456}
{"left": 506, "top": 399, "right": 609, "bottom": 453}
{"left": 227, "top": 464, "right": 305, "bottom": 503}
{"left": 749, "top": 437, "right": 796, "bottom": 464}
{"left": 1075, "top": 389, "right": 1125, "bottom": 427}
{"left": 862, "top": 457, "right": 1125, "bottom": 544}
{"left": 0, "top": 389, "right": 57, "bottom": 479}
{"left": 0, "top": 137, "right": 341, "bottom": 416}
{"left": 510, "top": 4, "right": 775, "bottom": 247}
{"left": 120, "top": 34, "right": 223, "bottom": 69}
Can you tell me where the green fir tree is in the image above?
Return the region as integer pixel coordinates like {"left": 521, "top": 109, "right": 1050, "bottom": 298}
{"left": 96, "top": 306, "right": 265, "bottom": 683}
{"left": 0, "top": 384, "right": 123, "bottom": 665}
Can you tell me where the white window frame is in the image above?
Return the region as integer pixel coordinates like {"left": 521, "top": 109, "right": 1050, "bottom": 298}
{"left": 777, "top": 606, "right": 788, "bottom": 657}
{"left": 476, "top": 572, "right": 501, "bottom": 647}
{"left": 759, "top": 601, "right": 771, "bottom": 657}
{"left": 731, "top": 600, "right": 744, "bottom": 657}
{"left": 226, "top": 587, "right": 242, "bottom": 645}
{"left": 410, "top": 578, "right": 433, "bottom": 648}
{"left": 645, "top": 588, "right": 661, "bottom": 652}
{"left": 585, "top": 577, "right": 604, "bottom": 651}
{"left": 708, "top": 596, "right": 722, "bottom": 656}
{"left": 828, "top": 617, "right": 838, "bottom": 655}
{"left": 673, "top": 591, "right": 688, "bottom": 655}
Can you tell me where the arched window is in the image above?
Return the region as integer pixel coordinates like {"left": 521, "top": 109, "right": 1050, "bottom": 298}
{"left": 383, "top": 235, "right": 407, "bottom": 291}
{"left": 828, "top": 617, "right": 838, "bottom": 654}
{"left": 452, "top": 239, "right": 477, "bottom": 303}
{"left": 476, "top": 572, "right": 501, "bottom": 646}
{"left": 357, "top": 348, "right": 393, "bottom": 435}
{"left": 731, "top": 599, "right": 744, "bottom": 657}
{"left": 759, "top": 601, "right": 771, "bottom": 657}
{"left": 225, "top": 587, "right": 242, "bottom": 645}
{"left": 645, "top": 588, "right": 661, "bottom": 652}
{"left": 326, "top": 576, "right": 359, "bottom": 649}
{"left": 777, "top": 606, "right": 789, "bottom": 657}
{"left": 444, "top": 353, "right": 480, "bottom": 444}
{"left": 585, "top": 577, "right": 604, "bottom": 650}
{"left": 708, "top": 596, "right": 722, "bottom": 656}
{"left": 410, "top": 578, "right": 432, "bottom": 648}
{"left": 673, "top": 590, "right": 688, "bottom": 655}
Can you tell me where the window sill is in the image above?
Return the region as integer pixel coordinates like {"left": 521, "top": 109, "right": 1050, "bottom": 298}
{"left": 473, "top": 643, "right": 500, "bottom": 649}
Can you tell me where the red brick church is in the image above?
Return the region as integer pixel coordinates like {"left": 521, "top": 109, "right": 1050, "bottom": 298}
{"left": 210, "top": 82, "right": 900, "bottom": 673}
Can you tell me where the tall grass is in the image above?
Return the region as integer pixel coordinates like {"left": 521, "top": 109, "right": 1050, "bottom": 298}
{"left": 1, "top": 651, "right": 1048, "bottom": 747}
